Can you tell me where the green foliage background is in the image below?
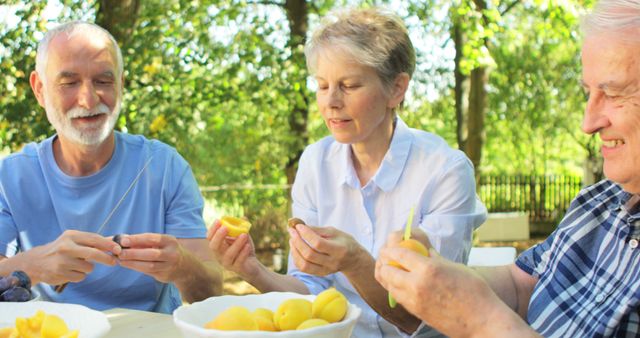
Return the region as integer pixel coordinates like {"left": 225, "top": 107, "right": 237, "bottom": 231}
{"left": 0, "top": 0, "right": 597, "bottom": 247}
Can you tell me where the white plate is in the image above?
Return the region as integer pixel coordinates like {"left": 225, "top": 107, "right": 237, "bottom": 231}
{"left": 0, "top": 301, "right": 110, "bottom": 338}
{"left": 173, "top": 291, "right": 361, "bottom": 338}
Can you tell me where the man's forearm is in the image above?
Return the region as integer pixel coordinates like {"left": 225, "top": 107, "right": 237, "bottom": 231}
{"left": 174, "top": 255, "right": 223, "bottom": 303}
{"left": 471, "top": 300, "right": 542, "bottom": 338}
{"left": 473, "top": 265, "right": 534, "bottom": 318}
{"left": 474, "top": 266, "right": 518, "bottom": 306}
{"left": 344, "top": 251, "right": 421, "bottom": 334}
{"left": 0, "top": 255, "right": 16, "bottom": 278}
{"left": 0, "top": 252, "right": 43, "bottom": 284}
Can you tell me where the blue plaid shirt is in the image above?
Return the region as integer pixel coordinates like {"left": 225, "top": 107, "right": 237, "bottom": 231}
{"left": 516, "top": 180, "right": 640, "bottom": 337}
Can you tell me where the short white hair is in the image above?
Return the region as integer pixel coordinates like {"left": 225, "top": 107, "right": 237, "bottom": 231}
{"left": 582, "top": 0, "right": 640, "bottom": 42}
{"left": 305, "top": 7, "right": 415, "bottom": 90}
{"left": 35, "top": 21, "right": 124, "bottom": 82}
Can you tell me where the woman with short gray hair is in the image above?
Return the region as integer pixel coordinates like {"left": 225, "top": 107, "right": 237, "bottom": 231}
{"left": 207, "top": 7, "right": 486, "bottom": 338}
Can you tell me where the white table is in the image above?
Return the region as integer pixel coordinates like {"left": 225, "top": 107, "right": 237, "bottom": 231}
{"left": 468, "top": 247, "right": 517, "bottom": 266}
{"left": 103, "top": 308, "right": 180, "bottom": 338}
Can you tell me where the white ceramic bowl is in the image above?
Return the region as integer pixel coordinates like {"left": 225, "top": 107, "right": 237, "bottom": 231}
{"left": 0, "top": 301, "right": 110, "bottom": 338}
{"left": 173, "top": 292, "right": 361, "bottom": 338}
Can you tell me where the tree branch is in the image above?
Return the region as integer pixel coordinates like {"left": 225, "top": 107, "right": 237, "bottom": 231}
{"left": 247, "top": 0, "right": 285, "bottom": 7}
{"left": 308, "top": 2, "right": 319, "bottom": 14}
{"left": 500, "top": 0, "right": 521, "bottom": 16}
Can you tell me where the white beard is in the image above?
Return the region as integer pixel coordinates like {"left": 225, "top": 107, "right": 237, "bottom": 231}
{"left": 44, "top": 95, "right": 121, "bottom": 146}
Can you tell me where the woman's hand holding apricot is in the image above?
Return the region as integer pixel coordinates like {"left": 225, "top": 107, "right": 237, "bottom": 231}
{"left": 206, "top": 219, "right": 261, "bottom": 279}
{"left": 288, "top": 224, "right": 366, "bottom": 276}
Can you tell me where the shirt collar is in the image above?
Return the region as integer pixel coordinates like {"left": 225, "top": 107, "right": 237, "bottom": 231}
{"left": 622, "top": 193, "right": 640, "bottom": 220}
{"left": 334, "top": 117, "right": 414, "bottom": 192}
{"left": 341, "top": 147, "right": 360, "bottom": 188}
{"left": 374, "top": 117, "right": 413, "bottom": 192}
{"left": 601, "top": 181, "right": 634, "bottom": 213}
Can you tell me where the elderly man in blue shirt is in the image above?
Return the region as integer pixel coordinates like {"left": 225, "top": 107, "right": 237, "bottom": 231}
{"left": 0, "top": 21, "right": 222, "bottom": 312}
{"left": 375, "top": 0, "right": 640, "bottom": 337}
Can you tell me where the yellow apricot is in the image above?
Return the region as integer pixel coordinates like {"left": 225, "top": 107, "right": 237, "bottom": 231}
{"left": 312, "top": 288, "right": 348, "bottom": 323}
{"left": 59, "top": 330, "right": 79, "bottom": 338}
{"left": 220, "top": 216, "right": 252, "bottom": 237}
{"left": 252, "top": 308, "right": 277, "bottom": 331}
{"left": 0, "top": 327, "right": 15, "bottom": 338}
{"left": 274, "top": 299, "right": 312, "bottom": 331}
{"left": 14, "top": 317, "right": 36, "bottom": 338}
{"left": 296, "top": 318, "right": 330, "bottom": 330}
{"left": 204, "top": 306, "right": 258, "bottom": 331}
{"left": 27, "top": 310, "right": 44, "bottom": 332}
{"left": 388, "top": 239, "right": 429, "bottom": 270}
{"left": 41, "top": 313, "right": 69, "bottom": 338}
{"left": 6, "top": 310, "right": 76, "bottom": 338}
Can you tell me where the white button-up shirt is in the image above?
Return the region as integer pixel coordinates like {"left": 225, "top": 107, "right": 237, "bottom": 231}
{"left": 288, "top": 118, "right": 487, "bottom": 338}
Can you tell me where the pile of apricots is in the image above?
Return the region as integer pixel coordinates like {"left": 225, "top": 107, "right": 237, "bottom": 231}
{"left": 0, "top": 310, "right": 78, "bottom": 338}
{"left": 204, "top": 288, "right": 348, "bottom": 332}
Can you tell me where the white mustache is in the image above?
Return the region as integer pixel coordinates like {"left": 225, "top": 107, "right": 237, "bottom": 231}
{"left": 67, "top": 104, "right": 110, "bottom": 119}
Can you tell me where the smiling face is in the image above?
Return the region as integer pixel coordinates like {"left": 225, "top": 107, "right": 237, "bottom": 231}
{"left": 314, "top": 48, "right": 406, "bottom": 149}
{"left": 31, "top": 30, "right": 122, "bottom": 146}
{"left": 581, "top": 33, "right": 640, "bottom": 193}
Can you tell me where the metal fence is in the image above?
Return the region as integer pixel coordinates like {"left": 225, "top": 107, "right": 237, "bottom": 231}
{"left": 478, "top": 175, "right": 583, "bottom": 230}
{"left": 200, "top": 175, "right": 584, "bottom": 235}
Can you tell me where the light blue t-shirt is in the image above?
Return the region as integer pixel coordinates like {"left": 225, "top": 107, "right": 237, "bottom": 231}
{"left": 0, "top": 132, "right": 206, "bottom": 313}
{"left": 289, "top": 117, "right": 487, "bottom": 338}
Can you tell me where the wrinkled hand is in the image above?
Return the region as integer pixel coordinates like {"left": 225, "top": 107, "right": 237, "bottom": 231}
{"left": 25, "top": 230, "right": 120, "bottom": 285}
{"left": 117, "top": 233, "right": 188, "bottom": 283}
{"left": 375, "top": 233, "right": 496, "bottom": 337}
{"left": 206, "top": 219, "right": 260, "bottom": 279}
{"left": 288, "top": 224, "right": 365, "bottom": 276}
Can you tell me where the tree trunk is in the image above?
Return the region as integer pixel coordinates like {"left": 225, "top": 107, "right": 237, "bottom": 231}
{"left": 95, "top": 0, "right": 141, "bottom": 130}
{"left": 284, "top": 0, "right": 310, "bottom": 185}
{"left": 453, "top": 0, "right": 489, "bottom": 184}
{"left": 466, "top": 66, "right": 487, "bottom": 178}
{"left": 95, "top": 0, "right": 141, "bottom": 46}
{"left": 453, "top": 22, "right": 470, "bottom": 152}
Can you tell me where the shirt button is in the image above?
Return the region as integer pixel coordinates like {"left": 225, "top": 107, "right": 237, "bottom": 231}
{"left": 595, "top": 294, "right": 605, "bottom": 303}
{"left": 630, "top": 239, "right": 639, "bottom": 249}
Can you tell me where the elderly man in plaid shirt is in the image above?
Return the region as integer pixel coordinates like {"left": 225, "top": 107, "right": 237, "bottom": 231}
{"left": 374, "top": 0, "right": 640, "bottom": 337}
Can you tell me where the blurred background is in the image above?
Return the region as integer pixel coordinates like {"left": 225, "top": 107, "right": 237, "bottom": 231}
{"left": 0, "top": 0, "right": 598, "bottom": 293}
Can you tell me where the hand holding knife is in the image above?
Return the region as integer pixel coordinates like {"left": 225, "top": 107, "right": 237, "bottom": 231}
{"left": 54, "top": 156, "right": 153, "bottom": 293}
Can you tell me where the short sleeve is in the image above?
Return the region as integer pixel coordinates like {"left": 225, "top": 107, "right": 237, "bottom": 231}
{"left": 516, "top": 230, "right": 555, "bottom": 277}
{"left": 0, "top": 184, "right": 19, "bottom": 257}
{"left": 164, "top": 152, "right": 206, "bottom": 238}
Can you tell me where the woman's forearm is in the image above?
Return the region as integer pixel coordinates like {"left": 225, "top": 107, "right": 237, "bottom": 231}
{"left": 244, "top": 263, "right": 310, "bottom": 294}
